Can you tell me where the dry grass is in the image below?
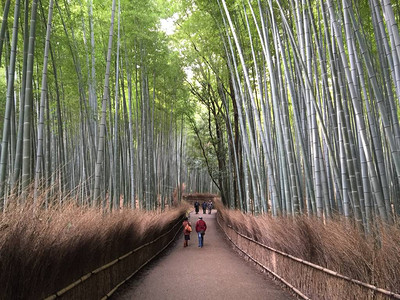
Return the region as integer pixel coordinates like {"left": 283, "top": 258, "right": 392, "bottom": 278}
{"left": 0, "top": 197, "right": 189, "bottom": 299}
{"left": 217, "top": 204, "right": 400, "bottom": 294}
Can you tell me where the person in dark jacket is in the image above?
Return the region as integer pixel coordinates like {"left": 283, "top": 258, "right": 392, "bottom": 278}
{"left": 202, "top": 201, "right": 207, "bottom": 214}
{"left": 195, "top": 216, "right": 207, "bottom": 248}
{"left": 182, "top": 217, "right": 192, "bottom": 247}
{"left": 194, "top": 201, "right": 200, "bottom": 214}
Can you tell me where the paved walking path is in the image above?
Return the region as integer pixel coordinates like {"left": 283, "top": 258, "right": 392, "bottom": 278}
{"left": 112, "top": 210, "right": 296, "bottom": 300}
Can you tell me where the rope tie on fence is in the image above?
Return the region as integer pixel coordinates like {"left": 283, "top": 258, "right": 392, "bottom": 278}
{"left": 45, "top": 215, "right": 185, "bottom": 300}
{"left": 217, "top": 214, "right": 400, "bottom": 300}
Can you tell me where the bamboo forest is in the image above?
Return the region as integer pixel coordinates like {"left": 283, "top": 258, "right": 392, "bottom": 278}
{"left": 2, "top": 0, "right": 400, "bottom": 228}
{"left": 2, "top": 0, "right": 400, "bottom": 299}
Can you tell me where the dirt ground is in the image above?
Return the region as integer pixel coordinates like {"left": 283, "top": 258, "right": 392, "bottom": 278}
{"left": 111, "top": 210, "right": 296, "bottom": 300}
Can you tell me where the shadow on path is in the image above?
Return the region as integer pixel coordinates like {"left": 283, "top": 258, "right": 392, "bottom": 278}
{"left": 111, "top": 210, "right": 296, "bottom": 300}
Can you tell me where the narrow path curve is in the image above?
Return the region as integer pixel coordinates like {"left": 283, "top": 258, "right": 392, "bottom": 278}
{"left": 111, "top": 210, "right": 296, "bottom": 300}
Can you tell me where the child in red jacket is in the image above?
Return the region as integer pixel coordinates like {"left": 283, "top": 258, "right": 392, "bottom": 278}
{"left": 182, "top": 217, "right": 192, "bottom": 247}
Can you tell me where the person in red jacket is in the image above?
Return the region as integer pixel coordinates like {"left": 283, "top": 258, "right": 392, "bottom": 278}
{"left": 195, "top": 216, "right": 207, "bottom": 248}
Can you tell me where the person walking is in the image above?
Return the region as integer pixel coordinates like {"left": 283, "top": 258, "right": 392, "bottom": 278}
{"left": 195, "top": 216, "right": 207, "bottom": 248}
{"left": 182, "top": 217, "right": 192, "bottom": 247}
{"left": 207, "top": 200, "right": 213, "bottom": 214}
{"left": 194, "top": 201, "right": 200, "bottom": 214}
{"left": 202, "top": 201, "right": 207, "bottom": 214}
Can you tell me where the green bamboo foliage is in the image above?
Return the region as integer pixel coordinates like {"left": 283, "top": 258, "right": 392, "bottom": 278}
{"left": 21, "top": 0, "right": 39, "bottom": 195}
{"left": 0, "top": 0, "right": 11, "bottom": 65}
{"left": 34, "top": 0, "right": 54, "bottom": 204}
{"left": 112, "top": 0, "right": 121, "bottom": 210}
{"left": 0, "top": 0, "right": 21, "bottom": 205}
{"left": 3, "top": 0, "right": 399, "bottom": 228}
{"left": 93, "top": 0, "right": 116, "bottom": 204}
{"left": 0, "top": 0, "right": 211, "bottom": 212}
{"left": 184, "top": 0, "right": 400, "bottom": 228}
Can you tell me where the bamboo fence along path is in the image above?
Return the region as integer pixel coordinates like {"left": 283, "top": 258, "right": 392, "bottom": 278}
{"left": 112, "top": 210, "right": 295, "bottom": 300}
{"left": 217, "top": 215, "right": 400, "bottom": 300}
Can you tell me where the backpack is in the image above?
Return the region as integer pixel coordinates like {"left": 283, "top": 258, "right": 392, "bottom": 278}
{"left": 197, "top": 221, "right": 206, "bottom": 233}
{"left": 185, "top": 223, "right": 192, "bottom": 232}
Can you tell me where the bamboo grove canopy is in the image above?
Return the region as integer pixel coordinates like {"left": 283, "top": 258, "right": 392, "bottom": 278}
{"left": 0, "top": 0, "right": 215, "bottom": 211}
{"left": 0, "top": 0, "right": 400, "bottom": 232}
{"left": 180, "top": 0, "right": 400, "bottom": 233}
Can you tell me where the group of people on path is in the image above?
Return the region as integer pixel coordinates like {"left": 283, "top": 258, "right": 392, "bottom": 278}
{"left": 182, "top": 216, "right": 207, "bottom": 248}
{"left": 194, "top": 200, "right": 213, "bottom": 214}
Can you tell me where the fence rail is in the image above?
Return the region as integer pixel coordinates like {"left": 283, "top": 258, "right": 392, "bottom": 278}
{"left": 217, "top": 213, "right": 400, "bottom": 300}
{"left": 45, "top": 214, "right": 185, "bottom": 300}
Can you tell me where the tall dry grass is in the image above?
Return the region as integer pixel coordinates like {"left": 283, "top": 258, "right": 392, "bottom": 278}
{"left": 0, "top": 196, "right": 189, "bottom": 299}
{"left": 217, "top": 204, "right": 400, "bottom": 294}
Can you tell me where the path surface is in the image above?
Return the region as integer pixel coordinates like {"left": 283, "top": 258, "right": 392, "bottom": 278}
{"left": 111, "top": 210, "right": 296, "bottom": 300}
